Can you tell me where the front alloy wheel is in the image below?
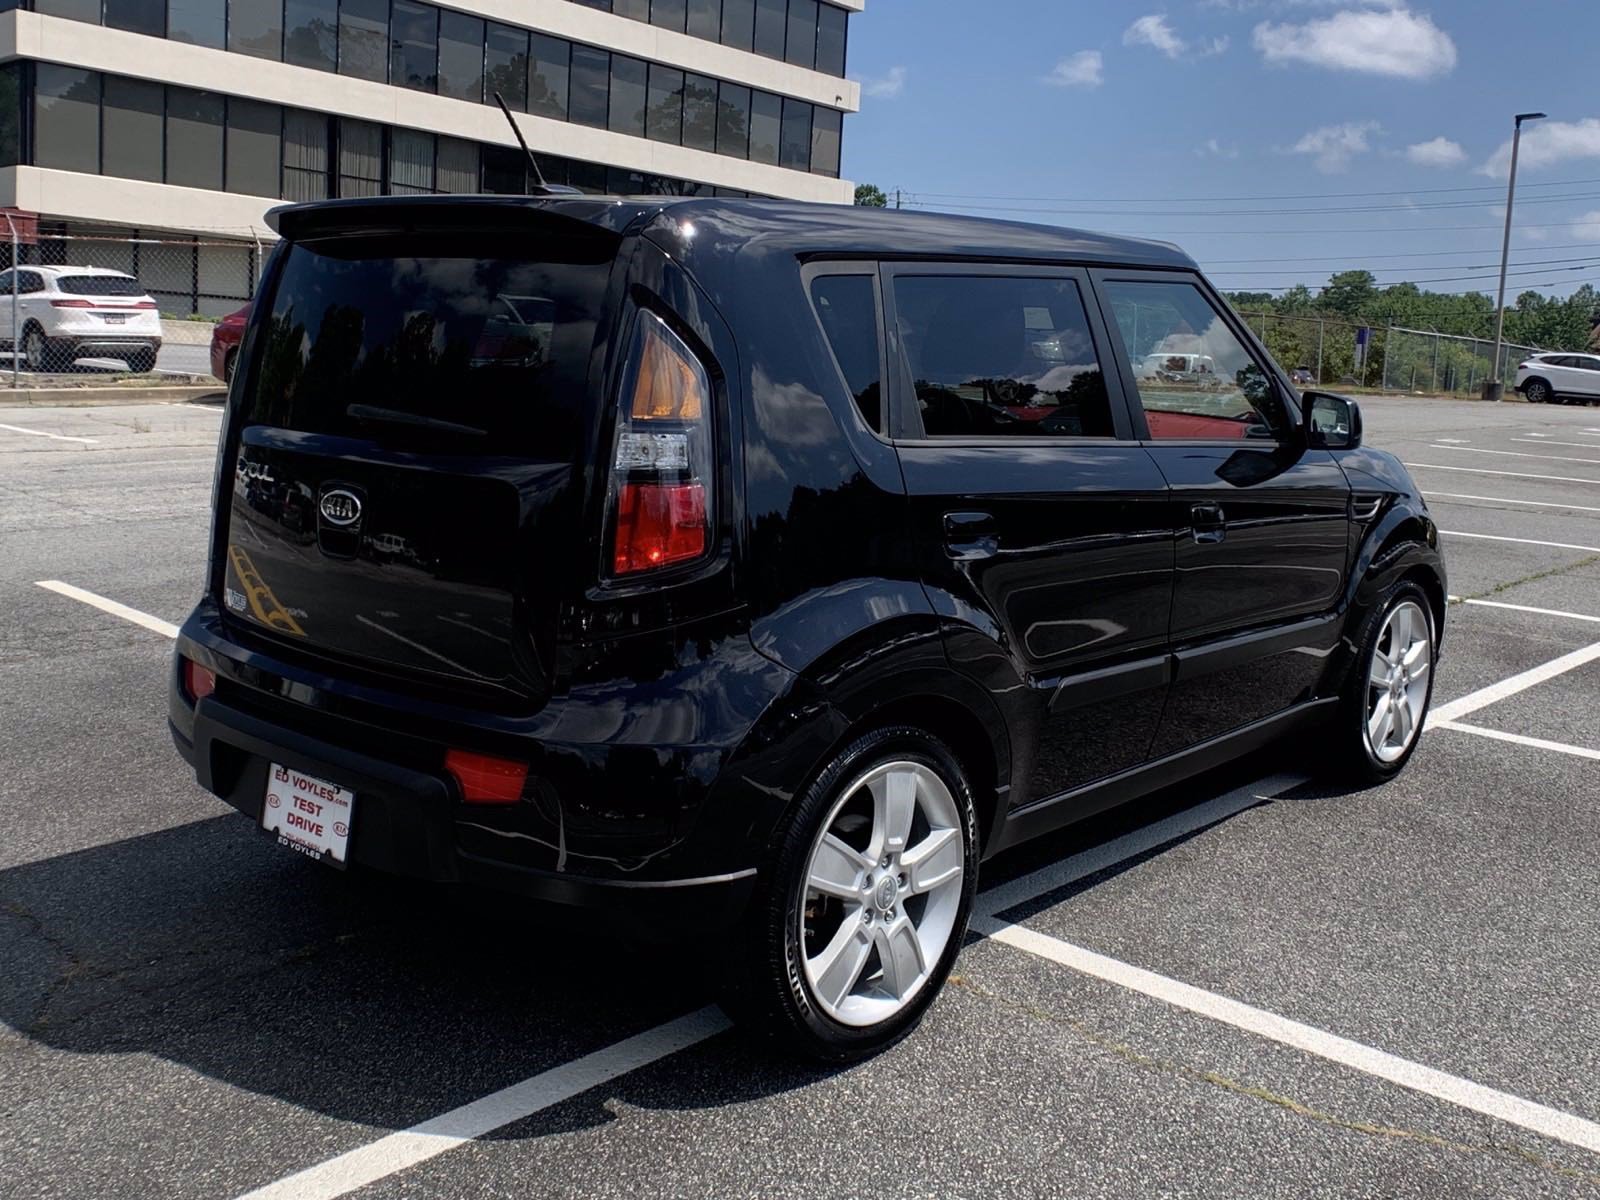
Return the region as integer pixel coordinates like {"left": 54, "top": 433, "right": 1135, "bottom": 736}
{"left": 23, "top": 328, "right": 46, "bottom": 372}
{"left": 1364, "top": 599, "right": 1432, "bottom": 764}
{"left": 799, "top": 761, "right": 965, "bottom": 1028}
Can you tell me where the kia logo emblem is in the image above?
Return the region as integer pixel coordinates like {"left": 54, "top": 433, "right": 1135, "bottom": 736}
{"left": 319, "top": 489, "right": 362, "bottom": 526}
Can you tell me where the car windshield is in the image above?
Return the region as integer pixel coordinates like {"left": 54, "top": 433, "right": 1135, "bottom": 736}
{"left": 58, "top": 275, "right": 146, "bottom": 297}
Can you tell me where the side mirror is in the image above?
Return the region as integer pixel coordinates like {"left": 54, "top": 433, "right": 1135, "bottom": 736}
{"left": 1304, "top": 391, "right": 1362, "bottom": 450}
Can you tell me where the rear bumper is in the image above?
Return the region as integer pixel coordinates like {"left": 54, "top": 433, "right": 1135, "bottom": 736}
{"left": 62, "top": 336, "right": 161, "bottom": 356}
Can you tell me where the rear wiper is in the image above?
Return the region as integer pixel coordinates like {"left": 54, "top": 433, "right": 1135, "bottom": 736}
{"left": 346, "top": 405, "right": 487, "bottom": 438}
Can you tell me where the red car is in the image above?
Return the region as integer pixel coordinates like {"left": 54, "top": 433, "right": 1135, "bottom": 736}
{"left": 211, "top": 304, "right": 249, "bottom": 383}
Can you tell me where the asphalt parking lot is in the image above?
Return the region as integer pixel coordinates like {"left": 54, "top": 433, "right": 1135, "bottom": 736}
{"left": 3, "top": 394, "right": 1599, "bottom": 1199}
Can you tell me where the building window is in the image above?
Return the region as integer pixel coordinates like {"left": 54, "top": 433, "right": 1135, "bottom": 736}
{"left": 168, "top": 0, "right": 225, "bottom": 48}
{"left": 338, "top": 0, "right": 389, "bottom": 83}
{"left": 228, "top": 0, "right": 283, "bottom": 61}
{"left": 815, "top": 4, "right": 847, "bottom": 76}
{"left": 720, "top": 0, "right": 753, "bottom": 51}
{"left": 650, "top": 0, "right": 686, "bottom": 32}
{"left": 752, "top": 0, "right": 785, "bottom": 59}
{"left": 780, "top": 97, "right": 811, "bottom": 171}
{"left": 613, "top": 0, "right": 648, "bottom": 18}
{"left": 34, "top": 0, "right": 100, "bottom": 21}
{"left": 227, "top": 97, "right": 282, "bottom": 196}
{"left": 166, "top": 88, "right": 225, "bottom": 190}
{"left": 529, "top": 34, "right": 570, "bottom": 120}
{"left": 105, "top": 0, "right": 165, "bottom": 36}
{"left": 646, "top": 64, "right": 682, "bottom": 144}
{"left": 101, "top": 75, "right": 164, "bottom": 183}
{"left": 284, "top": 0, "right": 338, "bottom": 72}
{"left": 481, "top": 145, "right": 527, "bottom": 195}
{"left": 608, "top": 54, "right": 647, "bottom": 138}
{"left": 338, "top": 117, "right": 384, "bottom": 196}
{"left": 687, "top": 0, "right": 720, "bottom": 41}
{"left": 785, "top": 0, "right": 816, "bottom": 68}
{"left": 681, "top": 73, "right": 717, "bottom": 153}
{"left": 283, "top": 108, "right": 330, "bottom": 201}
{"left": 569, "top": 45, "right": 609, "bottom": 129}
{"left": 485, "top": 23, "right": 529, "bottom": 110}
{"left": 435, "top": 136, "right": 478, "bottom": 193}
{"left": 716, "top": 82, "right": 749, "bottom": 159}
{"left": 0, "top": 64, "right": 20, "bottom": 170}
{"left": 438, "top": 11, "right": 485, "bottom": 103}
{"left": 389, "top": 127, "right": 435, "bottom": 194}
{"left": 810, "top": 106, "right": 840, "bottom": 177}
{"left": 748, "top": 89, "right": 780, "bottom": 165}
{"left": 390, "top": 0, "right": 439, "bottom": 93}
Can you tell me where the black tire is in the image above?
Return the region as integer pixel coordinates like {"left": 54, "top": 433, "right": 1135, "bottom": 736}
{"left": 224, "top": 348, "right": 239, "bottom": 384}
{"left": 1523, "top": 378, "right": 1550, "bottom": 404}
{"left": 1330, "top": 579, "right": 1437, "bottom": 787}
{"left": 21, "top": 324, "right": 68, "bottom": 372}
{"left": 128, "top": 349, "right": 157, "bottom": 374}
{"left": 723, "top": 725, "right": 980, "bottom": 1062}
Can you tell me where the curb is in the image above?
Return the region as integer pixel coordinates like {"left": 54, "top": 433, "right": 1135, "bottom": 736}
{"left": 0, "top": 384, "right": 224, "bottom": 407}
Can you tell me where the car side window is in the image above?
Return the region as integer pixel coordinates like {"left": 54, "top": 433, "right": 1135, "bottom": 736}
{"left": 1101, "top": 278, "right": 1289, "bottom": 441}
{"left": 21, "top": 272, "right": 45, "bottom": 294}
{"left": 891, "top": 274, "right": 1113, "bottom": 438}
{"left": 809, "top": 273, "right": 883, "bottom": 433}
{"left": 0, "top": 271, "right": 11, "bottom": 292}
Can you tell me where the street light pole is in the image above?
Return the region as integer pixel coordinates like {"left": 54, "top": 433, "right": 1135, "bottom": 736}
{"left": 1487, "top": 111, "right": 1546, "bottom": 402}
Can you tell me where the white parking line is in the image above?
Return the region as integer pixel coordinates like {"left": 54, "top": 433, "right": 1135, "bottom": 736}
{"left": 974, "top": 919, "right": 1600, "bottom": 1157}
{"left": 1442, "top": 530, "right": 1600, "bottom": 555}
{"left": 1435, "top": 722, "right": 1600, "bottom": 762}
{"left": 1511, "top": 437, "right": 1600, "bottom": 451}
{"left": 0, "top": 421, "right": 97, "bottom": 444}
{"left": 1449, "top": 596, "right": 1600, "bottom": 624}
{"left": 234, "top": 1008, "right": 731, "bottom": 1200}
{"left": 1405, "top": 463, "right": 1600, "bottom": 486}
{"left": 34, "top": 580, "right": 178, "bottom": 638}
{"left": 1429, "top": 444, "right": 1600, "bottom": 466}
{"left": 1426, "top": 491, "right": 1600, "bottom": 515}
{"left": 1430, "top": 639, "right": 1600, "bottom": 725}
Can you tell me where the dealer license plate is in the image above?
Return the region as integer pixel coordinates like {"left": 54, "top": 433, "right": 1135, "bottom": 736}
{"left": 262, "top": 763, "right": 354, "bottom": 866}
{"left": 101, "top": 313, "right": 127, "bottom": 324}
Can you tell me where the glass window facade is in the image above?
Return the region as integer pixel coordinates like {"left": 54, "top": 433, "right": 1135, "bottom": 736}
{"left": 785, "top": 0, "right": 816, "bottom": 68}
{"left": 650, "top": 0, "right": 686, "bottom": 32}
{"left": 646, "top": 65, "right": 683, "bottom": 144}
{"left": 716, "top": 82, "right": 749, "bottom": 159}
{"left": 389, "top": 127, "right": 436, "bottom": 193}
{"left": 484, "top": 23, "right": 529, "bottom": 111}
{"left": 101, "top": 75, "right": 164, "bottom": 182}
{"left": 779, "top": 97, "right": 811, "bottom": 171}
{"left": 570, "top": 0, "right": 848, "bottom": 75}
{"left": 681, "top": 73, "right": 717, "bottom": 153}
{"left": 569, "top": 44, "right": 609, "bottom": 129}
{"left": 390, "top": 0, "right": 440, "bottom": 92}
{"left": 168, "top": 0, "right": 225, "bottom": 48}
{"left": 437, "top": 11, "right": 485, "bottom": 103}
{"left": 35, "top": 66, "right": 102, "bottom": 175}
{"left": 228, "top": 0, "right": 282, "bottom": 60}
{"left": 748, "top": 88, "right": 781, "bottom": 165}
{"left": 529, "top": 34, "right": 569, "bottom": 120}
{"left": 283, "top": 107, "right": 330, "bottom": 201}
{"left": 338, "top": 116, "right": 383, "bottom": 196}
{"left": 104, "top": 0, "right": 164, "bottom": 36}
{"left": 687, "top": 0, "right": 721, "bottom": 41}
{"left": 753, "top": 0, "right": 786, "bottom": 59}
{"left": 608, "top": 54, "right": 647, "bottom": 138}
{"left": 166, "top": 88, "right": 225, "bottom": 190}
{"left": 227, "top": 96, "right": 282, "bottom": 196}
{"left": 338, "top": 0, "right": 389, "bottom": 81}
{"left": 284, "top": 0, "right": 338, "bottom": 71}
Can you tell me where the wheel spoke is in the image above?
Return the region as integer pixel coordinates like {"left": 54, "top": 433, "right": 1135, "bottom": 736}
{"left": 871, "top": 769, "right": 917, "bottom": 859}
{"left": 1368, "top": 653, "right": 1391, "bottom": 688}
{"left": 810, "top": 918, "right": 873, "bottom": 1009}
{"left": 873, "top": 917, "right": 927, "bottom": 1000}
{"left": 1367, "top": 693, "right": 1394, "bottom": 747}
{"left": 808, "top": 833, "right": 868, "bottom": 901}
{"left": 1402, "top": 637, "right": 1429, "bottom": 669}
{"left": 903, "top": 827, "right": 962, "bottom": 895}
{"left": 1393, "top": 693, "right": 1414, "bottom": 745}
{"left": 1390, "top": 605, "right": 1412, "bottom": 650}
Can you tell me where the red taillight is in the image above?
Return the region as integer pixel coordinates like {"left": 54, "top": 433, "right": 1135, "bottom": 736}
{"left": 131, "top": 300, "right": 158, "bottom": 310}
{"left": 445, "top": 749, "right": 529, "bottom": 805}
{"left": 607, "top": 311, "right": 713, "bottom": 577}
{"left": 183, "top": 658, "right": 216, "bottom": 703}
{"left": 50, "top": 299, "right": 95, "bottom": 308}
{"left": 613, "top": 481, "right": 707, "bottom": 573}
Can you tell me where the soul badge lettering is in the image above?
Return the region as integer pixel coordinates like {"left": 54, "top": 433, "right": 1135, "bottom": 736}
{"left": 261, "top": 763, "right": 354, "bottom": 866}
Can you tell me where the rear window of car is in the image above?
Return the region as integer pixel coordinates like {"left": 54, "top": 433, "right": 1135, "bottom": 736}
{"left": 57, "top": 275, "right": 146, "bottom": 297}
{"left": 245, "top": 231, "right": 615, "bottom": 456}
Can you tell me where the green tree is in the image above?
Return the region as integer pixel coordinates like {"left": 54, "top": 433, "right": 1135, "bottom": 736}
{"left": 1321, "top": 270, "right": 1378, "bottom": 319}
{"left": 854, "top": 183, "right": 888, "bottom": 208}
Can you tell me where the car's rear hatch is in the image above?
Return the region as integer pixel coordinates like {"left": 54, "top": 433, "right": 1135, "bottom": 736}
{"left": 219, "top": 204, "right": 626, "bottom": 704}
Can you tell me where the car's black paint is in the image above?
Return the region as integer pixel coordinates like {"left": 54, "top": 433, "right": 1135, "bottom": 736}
{"left": 173, "top": 195, "right": 1445, "bottom": 928}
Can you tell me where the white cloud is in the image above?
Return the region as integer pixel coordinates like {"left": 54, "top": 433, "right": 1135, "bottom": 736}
{"left": 1479, "top": 118, "right": 1600, "bottom": 178}
{"left": 1253, "top": 7, "right": 1457, "bottom": 80}
{"left": 1123, "top": 15, "right": 1229, "bottom": 59}
{"left": 1567, "top": 211, "right": 1600, "bottom": 242}
{"left": 1196, "top": 138, "right": 1240, "bottom": 159}
{"left": 1125, "top": 15, "right": 1186, "bottom": 57}
{"left": 861, "top": 66, "right": 907, "bottom": 98}
{"left": 1405, "top": 136, "right": 1466, "bottom": 168}
{"left": 1045, "top": 51, "right": 1104, "bottom": 89}
{"left": 1288, "top": 121, "right": 1380, "bottom": 173}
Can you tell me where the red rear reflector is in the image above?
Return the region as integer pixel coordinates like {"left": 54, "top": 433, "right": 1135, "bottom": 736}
{"left": 612, "top": 481, "right": 707, "bottom": 574}
{"left": 445, "top": 749, "right": 529, "bottom": 805}
{"left": 183, "top": 658, "right": 216, "bottom": 703}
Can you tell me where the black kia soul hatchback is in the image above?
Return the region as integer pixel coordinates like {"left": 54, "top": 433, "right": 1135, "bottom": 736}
{"left": 172, "top": 195, "right": 1445, "bottom": 1060}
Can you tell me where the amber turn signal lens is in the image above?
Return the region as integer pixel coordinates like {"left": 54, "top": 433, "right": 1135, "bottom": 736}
{"left": 630, "top": 319, "right": 706, "bottom": 421}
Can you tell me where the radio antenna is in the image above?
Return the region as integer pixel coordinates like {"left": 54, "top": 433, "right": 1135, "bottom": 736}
{"left": 492, "top": 91, "right": 549, "bottom": 191}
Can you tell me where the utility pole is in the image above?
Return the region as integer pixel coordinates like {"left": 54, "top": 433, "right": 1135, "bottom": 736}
{"left": 894, "top": 189, "right": 902, "bottom": 210}
{"left": 1487, "top": 111, "right": 1546, "bottom": 401}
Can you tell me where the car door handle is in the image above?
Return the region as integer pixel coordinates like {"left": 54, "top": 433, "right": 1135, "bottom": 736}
{"left": 1191, "top": 503, "right": 1226, "bottom": 544}
{"left": 944, "top": 510, "right": 999, "bottom": 560}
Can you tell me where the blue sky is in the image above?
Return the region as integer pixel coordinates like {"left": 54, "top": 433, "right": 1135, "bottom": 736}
{"left": 842, "top": 1, "right": 1600, "bottom": 298}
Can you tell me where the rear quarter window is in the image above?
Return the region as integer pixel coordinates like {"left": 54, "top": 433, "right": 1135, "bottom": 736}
{"left": 246, "top": 231, "right": 615, "bottom": 456}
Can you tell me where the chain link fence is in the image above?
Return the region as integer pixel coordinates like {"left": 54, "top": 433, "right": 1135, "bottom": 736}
{"left": 1380, "top": 326, "right": 1543, "bottom": 397}
{"left": 0, "top": 228, "right": 267, "bottom": 380}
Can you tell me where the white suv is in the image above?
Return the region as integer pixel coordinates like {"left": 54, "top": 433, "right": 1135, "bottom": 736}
{"left": 0, "top": 265, "right": 163, "bottom": 373}
{"left": 1515, "top": 352, "right": 1600, "bottom": 406}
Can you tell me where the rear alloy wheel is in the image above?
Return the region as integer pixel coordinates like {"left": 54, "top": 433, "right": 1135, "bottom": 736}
{"left": 1524, "top": 379, "right": 1550, "bottom": 404}
{"left": 22, "top": 327, "right": 55, "bottom": 372}
{"left": 729, "top": 727, "right": 978, "bottom": 1061}
{"left": 128, "top": 349, "right": 157, "bottom": 374}
{"left": 1334, "top": 582, "right": 1436, "bottom": 784}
